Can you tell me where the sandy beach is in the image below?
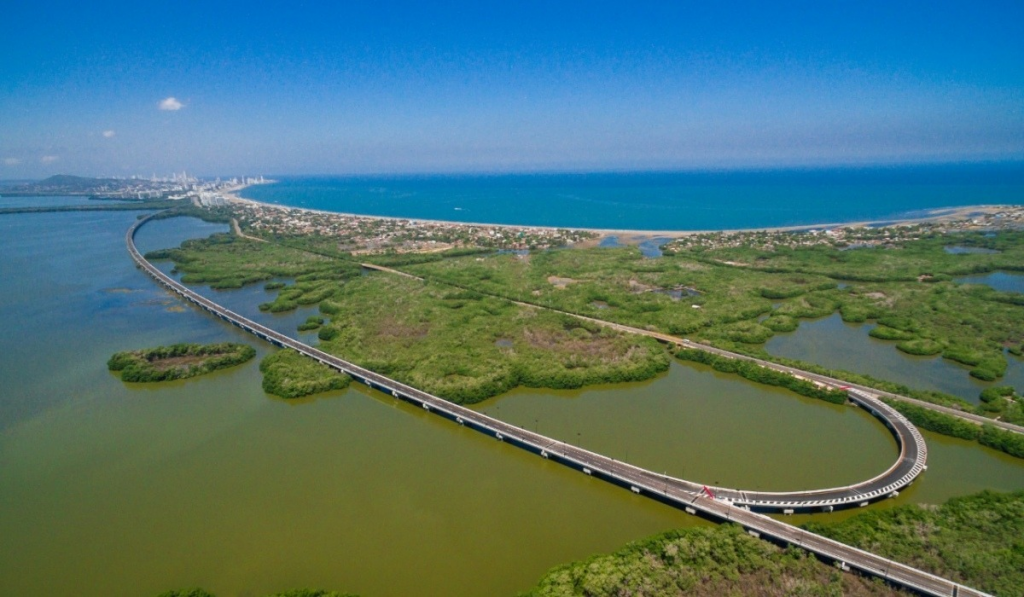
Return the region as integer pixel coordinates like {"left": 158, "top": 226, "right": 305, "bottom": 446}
{"left": 221, "top": 184, "right": 1019, "bottom": 245}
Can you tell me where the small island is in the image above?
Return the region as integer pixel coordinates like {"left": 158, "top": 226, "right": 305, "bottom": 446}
{"left": 260, "top": 349, "right": 351, "bottom": 398}
{"left": 108, "top": 342, "right": 256, "bottom": 382}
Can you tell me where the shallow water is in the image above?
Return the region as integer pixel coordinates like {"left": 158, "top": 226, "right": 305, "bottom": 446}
{"left": 1, "top": 211, "right": 1022, "bottom": 597}
{"left": 477, "top": 362, "right": 896, "bottom": 492}
{"left": 765, "top": 313, "right": 1024, "bottom": 402}
{"left": 637, "top": 236, "right": 672, "bottom": 258}
{"left": 955, "top": 271, "right": 1024, "bottom": 294}
{"left": 0, "top": 194, "right": 103, "bottom": 208}
{"left": 944, "top": 245, "right": 1000, "bottom": 255}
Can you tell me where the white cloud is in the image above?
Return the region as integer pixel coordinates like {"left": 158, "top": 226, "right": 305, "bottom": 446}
{"left": 3, "top": 157, "right": 21, "bottom": 166}
{"left": 159, "top": 97, "right": 184, "bottom": 111}
{"left": 103, "top": 130, "right": 116, "bottom": 138}
{"left": 40, "top": 155, "right": 59, "bottom": 164}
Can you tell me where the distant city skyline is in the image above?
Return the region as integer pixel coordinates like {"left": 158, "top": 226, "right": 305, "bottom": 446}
{"left": 2, "top": 1, "right": 1022, "bottom": 178}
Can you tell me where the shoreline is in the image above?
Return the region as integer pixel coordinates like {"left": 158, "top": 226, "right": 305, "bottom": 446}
{"left": 222, "top": 184, "right": 1020, "bottom": 243}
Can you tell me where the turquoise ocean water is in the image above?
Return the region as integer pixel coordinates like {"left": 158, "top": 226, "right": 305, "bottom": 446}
{"left": 241, "top": 163, "right": 1024, "bottom": 230}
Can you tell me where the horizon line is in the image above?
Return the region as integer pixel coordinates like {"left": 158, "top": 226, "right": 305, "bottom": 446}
{"left": 4, "top": 157, "right": 1024, "bottom": 183}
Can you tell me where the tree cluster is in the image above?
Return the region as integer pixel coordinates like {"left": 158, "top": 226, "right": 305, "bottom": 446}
{"left": 108, "top": 343, "right": 255, "bottom": 382}
{"left": 675, "top": 348, "right": 848, "bottom": 405}
{"left": 259, "top": 349, "right": 351, "bottom": 399}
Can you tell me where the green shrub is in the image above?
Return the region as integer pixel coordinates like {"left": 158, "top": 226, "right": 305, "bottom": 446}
{"left": 896, "top": 338, "right": 944, "bottom": 356}
{"left": 804, "top": 490, "right": 1024, "bottom": 596}
{"left": 319, "top": 300, "right": 343, "bottom": 315}
{"left": 978, "top": 425, "right": 1024, "bottom": 458}
{"left": 676, "top": 348, "right": 847, "bottom": 405}
{"left": 942, "top": 346, "right": 983, "bottom": 366}
{"left": 980, "top": 386, "right": 1014, "bottom": 403}
{"left": 109, "top": 343, "right": 256, "bottom": 383}
{"left": 524, "top": 523, "right": 882, "bottom": 597}
{"left": 869, "top": 326, "right": 915, "bottom": 341}
{"left": 260, "top": 349, "right": 351, "bottom": 399}
{"left": 318, "top": 326, "right": 340, "bottom": 341}
{"left": 759, "top": 286, "right": 806, "bottom": 299}
{"left": 268, "top": 299, "right": 298, "bottom": 313}
{"left": 969, "top": 355, "right": 1007, "bottom": 381}
{"left": 838, "top": 302, "right": 875, "bottom": 323}
{"left": 298, "top": 316, "right": 325, "bottom": 332}
{"left": 882, "top": 399, "right": 979, "bottom": 440}
{"left": 723, "top": 321, "right": 775, "bottom": 344}
{"left": 762, "top": 315, "right": 799, "bottom": 332}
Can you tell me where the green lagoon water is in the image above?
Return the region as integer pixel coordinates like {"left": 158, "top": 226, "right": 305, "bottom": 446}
{"left": 1, "top": 211, "right": 1023, "bottom": 597}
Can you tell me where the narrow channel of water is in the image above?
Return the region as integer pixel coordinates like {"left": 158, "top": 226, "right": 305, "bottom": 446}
{"left": 1, "top": 212, "right": 1022, "bottom": 597}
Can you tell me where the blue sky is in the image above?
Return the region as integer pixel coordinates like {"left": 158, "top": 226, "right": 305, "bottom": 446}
{"left": 2, "top": 1, "right": 1022, "bottom": 177}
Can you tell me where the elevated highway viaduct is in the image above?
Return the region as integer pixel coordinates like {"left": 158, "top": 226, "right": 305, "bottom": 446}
{"left": 129, "top": 215, "right": 991, "bottom": 597}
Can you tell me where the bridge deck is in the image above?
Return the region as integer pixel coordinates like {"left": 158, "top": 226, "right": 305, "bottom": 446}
{"left": 128, "top": 215, "right": 987, "bottom": 597}
{"left": 360, "top": 262, "right": 1024, "bottom": 437}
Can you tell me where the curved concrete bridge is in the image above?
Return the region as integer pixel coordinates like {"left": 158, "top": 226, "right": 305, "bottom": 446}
{"left": 128, "top": 214, "right": 989, "bottom": 597}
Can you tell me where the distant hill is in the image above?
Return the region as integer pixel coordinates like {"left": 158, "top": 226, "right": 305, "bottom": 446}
{"left": 0, "top": 179, "right": 38, "bottom": 188}
{"left": 2, "top": 174, "right": 130, "bottom": 196}
{"left": 36, "top": 175, "right": 120, "bottom": 190}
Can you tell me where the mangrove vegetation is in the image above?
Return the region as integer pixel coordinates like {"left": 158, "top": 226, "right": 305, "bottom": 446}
{"left": 151, "top": 217, "right": 1023, "bottom": 430}
{"left": 523, "top": 524, "right": 899, "bottom": 597}
{"left": 312, "top": 274, "right": 669, "bottom": 404}
{"left": 145, "top": 232, "right": 362, "bottom": 290}
{"left": 525, "top": 490, "right": 1024, "bottom": 597}
{"left": 675, "top": 348, "right": 848, "bottom": 405}
{"left": 259, "top": 349, "right": 351, "bottom": 399}
{"left": 805, "top": 490, "right": 1024, "bottom": 597}
{"left": 107, "top": 343, "right": 255, "bottom": 382}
